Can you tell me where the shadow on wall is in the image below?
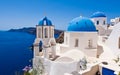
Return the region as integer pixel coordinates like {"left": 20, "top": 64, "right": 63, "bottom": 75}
{"left": 97, "top": 45, "right": 104, "bottom": 58}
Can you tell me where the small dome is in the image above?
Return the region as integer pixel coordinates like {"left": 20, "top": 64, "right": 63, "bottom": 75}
{"left": 38, "top": 17, "right": 52, "bottom": 26}
{"left": 67, "top": 17, "right": 96, "bottom": 31}
{"left": 91, "top": 12, "right": 106, "bottom": 18}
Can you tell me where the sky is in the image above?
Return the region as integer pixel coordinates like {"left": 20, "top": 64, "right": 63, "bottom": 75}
{"left": 0, "top": 0, "right": 120, "bottom": 30}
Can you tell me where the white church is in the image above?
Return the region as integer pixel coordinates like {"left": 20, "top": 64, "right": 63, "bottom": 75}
{"left": 32, "top": 12, "right": 120, "bottom": 75}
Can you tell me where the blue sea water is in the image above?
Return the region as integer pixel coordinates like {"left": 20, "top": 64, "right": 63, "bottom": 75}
{"left": 0, "top": 31, "right": 35, "bottom": 75}
{"left": 54, "top": 34, "right": 59, "bottom": 38}
{"left": 0, "top": 31, "right": 59, "bottom": 75}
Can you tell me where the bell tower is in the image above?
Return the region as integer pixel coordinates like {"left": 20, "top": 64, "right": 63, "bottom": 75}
{"left": 33, "top": 16, "right": 56, "bottom": 59}
{"left": 36, "top": 16, "right": 54, "bottom": 39}
{"left": 91, "top": 12, "right": 107, "bottom": 35}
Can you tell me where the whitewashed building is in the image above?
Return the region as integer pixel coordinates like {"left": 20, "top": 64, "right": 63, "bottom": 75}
{"left": 33, "top": 12, "right": 120, "bottom": 75}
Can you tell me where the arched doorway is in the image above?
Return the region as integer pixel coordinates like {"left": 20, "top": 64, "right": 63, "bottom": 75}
{"left": 39, "top": 41, "right": 43, "bottom": 52}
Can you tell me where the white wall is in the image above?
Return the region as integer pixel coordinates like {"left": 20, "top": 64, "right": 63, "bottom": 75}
{"left": 33, "top": 57, "right": 78, "bottom": 75}
{"left": 91, "top": 17, "right": 107, "bottom": 26}
{"left": 91, "top": 17, "right": 107, "bottom": 35}
{"left": 62, "top": 32, "right": 98, "bottom": 57}
{"left": 65, "top": 32, "right": 97, "bottom": 50}
{"left": 50, "top": 61, "right": 78, "bottom": 75}
{"left": 106, "top": 22, "right": 120, "bottom": 54}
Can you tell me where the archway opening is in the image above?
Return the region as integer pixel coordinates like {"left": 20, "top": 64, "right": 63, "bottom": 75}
{"left": 39, "top": 41, "right": 43, "bottom": 52}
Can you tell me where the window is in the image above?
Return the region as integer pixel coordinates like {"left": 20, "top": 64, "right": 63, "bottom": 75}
{"left": 44, "top": 20, "right": 46, "bottom": 25}
{"left": 75, "top": 39, "right": 79, "bottom": 47}
{"left": 119, "top": 37, "right": 120, "bottom": 49}
{"left": 103, "top": 21, "right": 105, "bottom": 25}
{"left": 50, "top": 28, "right": 52, "bottom": 38}
{"left": 45, "top": 28, "right": 48, "bottom": 38}
{"left": 97, "top": 21, "right": 99, "bottom": 25}
{"left": 39, "top": 41, "right": 43, "bottom": 52}
{"left": 50, "top": 28, "right": 54, "bottom": 38}
{"left": 88, "top": 40, "right": 92, "bottom": 48}
{"left": 38, "top": 28, "right": 41, "bottom": 38}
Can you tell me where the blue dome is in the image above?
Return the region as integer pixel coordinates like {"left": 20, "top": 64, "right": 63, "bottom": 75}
{"left": 38, "top": 17, "right": 52, "bottom": 26}
{"left": 91, "top": 12, "right": 106, "bottom": 18}
{"left": 67, "top": 17, "right": 96, "bottom": 31}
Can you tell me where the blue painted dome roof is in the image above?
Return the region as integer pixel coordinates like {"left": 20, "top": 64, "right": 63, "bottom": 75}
{"left": 38, "top": 17, "right": 52, "bottom": 26}
{"left": 67, "top": 17, "right": 96, "bottom": 31}
{"left": 91, "top": 12, "right": 106, "bottom": 18}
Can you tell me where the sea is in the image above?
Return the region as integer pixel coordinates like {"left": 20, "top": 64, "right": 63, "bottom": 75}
{"left": 0, "top": 31, "right": 59, "bottom": 75}
{"left": 0, "top": 31, "right": 35, "bottom": 75}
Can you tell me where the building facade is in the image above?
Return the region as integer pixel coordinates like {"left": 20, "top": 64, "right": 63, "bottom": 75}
{"left": 32, "top": 12, "right": 120, "bottom": 75}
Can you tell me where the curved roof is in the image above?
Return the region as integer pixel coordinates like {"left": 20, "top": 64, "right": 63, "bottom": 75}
{"left": 55, "top": 56, "right": 74, "bottom": 62}
{"left": 91, "top": 12, "right": 106, "bottom": 18}
{"left": 67, "top": 17, "right": 96, "bottom": 31}
{"left": 38, "top": 16, "right": 52, "bottom": 26}
{"left": 60, "top": 49, "right": 85, "bottom": 61}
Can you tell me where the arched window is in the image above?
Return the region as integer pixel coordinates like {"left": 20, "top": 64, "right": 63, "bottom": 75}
{"left": 38, "top": 28, "right": 41, "bottom": 38}
{"left": 52, "top": 28, "right": 54, "bottom": 38}
{"left": 45, "top": 28, "right": 48, "bottom": 38}
{"left": 97, "top": 21, "right": 99, "bottom": 25}
{"left": 103, "top": 21, "right": 105, "bottom": 25}
{"left": 119, "top": 37, "right": 120, "bottom": 49}
{"left": 44, "top": 20, "right": 46, "bottom": 25}
{"left": 39, "top": 41, "right": 43, "bottom": 52}
{"left": 50, "top": 28, "right": 52, "bottom": 38}
{"left": 88, "top": 40, "right": 92, "bottom": 48}
{"left": 75, "top": 39, "right": 79, "bottom": 47}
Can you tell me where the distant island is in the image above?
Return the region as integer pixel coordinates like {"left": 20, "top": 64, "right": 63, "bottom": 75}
{"left": 8, "top": 27, "right": 63, "bottom": 35}
{"left": 8, "top": 27, "right": 36, "bottom": 35}
{"left": 8, "top": 27, "right": 64, "bottom": 43}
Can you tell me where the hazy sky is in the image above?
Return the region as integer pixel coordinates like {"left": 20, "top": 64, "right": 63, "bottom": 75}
{"left": 0, "top": 0, "right": 120, "bottom": 30}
